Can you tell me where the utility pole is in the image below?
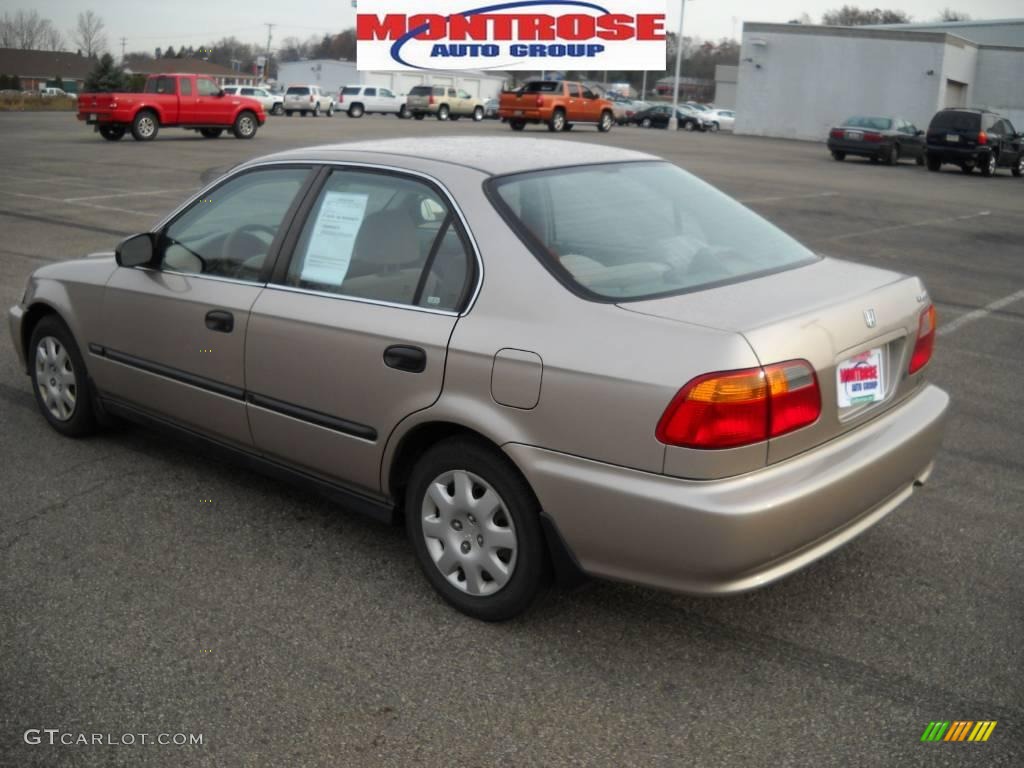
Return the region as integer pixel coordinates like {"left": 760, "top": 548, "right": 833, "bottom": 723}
{"left": 668, "top": 0, "right": 689, "bottom": 131}
{"left": 120, "top": 37, "right": 127, "bottom": 63}
{"left": 641, "top": 70, "right": 647, "bottom": 101}
{"left": 264, "top": 23, "right": 276, "bottom": 81}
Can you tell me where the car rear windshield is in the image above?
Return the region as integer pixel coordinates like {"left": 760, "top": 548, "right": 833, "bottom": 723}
{"left": 342, "top": 86, "right": 361, "bottom": 95}
{"left": 408, "top": 86, "right": 433, "bottom": 96}
{"left": 488, "top": 161, "right": 818, "bottom": 301}
{"left": 929, "top": 110, "right": 980, "bottom": 131}
{"left": 520, "top": 81, "right": 560, "bottom": 93}
{"left": 844, "top": 116, "right": 892, "bottom": 130}
{"left": 286, "top": 87, "right": 309, "bottom": 95}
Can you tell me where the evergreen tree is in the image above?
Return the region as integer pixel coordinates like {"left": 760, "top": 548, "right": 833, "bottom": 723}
{"left": 164, "top": 45, "right": 176, "bottom": 58}
{"left": 84, "top": 53, "right": 126, "bottom": 92}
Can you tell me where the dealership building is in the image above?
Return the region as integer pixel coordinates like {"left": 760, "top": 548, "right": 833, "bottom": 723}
{"left": 276, "top": 59, "right": 509, "bottom": 99}
{"left": 734, "top": 18, "right": 1024, "bottom": 141}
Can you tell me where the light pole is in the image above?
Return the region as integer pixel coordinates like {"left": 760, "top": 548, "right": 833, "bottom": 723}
{"left": 668, "top": 0, "right": 688, "bottom": 131}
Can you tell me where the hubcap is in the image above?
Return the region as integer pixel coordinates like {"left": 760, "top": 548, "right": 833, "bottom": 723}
{"left": 421, "top": 470, "right": 518, "bottom": 596}
{"left": 139, "top": 117, "right": 154, "bottom": 136}
{"left": 240, "top": 116, "right": 254, "bottom": 134}
{"left": 35, "top": 336, "right": 77, "bottom": 421}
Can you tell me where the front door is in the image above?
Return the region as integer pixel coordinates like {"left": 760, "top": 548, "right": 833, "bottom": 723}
{"left": 93, "top": 166, "right": 315, "bottom": 449}
{"left": 194, "top": 76, "right": 225, "bottom": 124}
{"left": 245, "top": 167, "right": 477, "bottom": 495}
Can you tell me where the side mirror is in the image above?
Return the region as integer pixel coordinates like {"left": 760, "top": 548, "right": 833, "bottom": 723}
{"left": 115, "top": 232, "right": 155, "bottom": 267}
{"left": 216, "top": 90, "right": 225, "bottom": 98}
{"left": 916, "top": 129, "right": 925, "bottom": 136}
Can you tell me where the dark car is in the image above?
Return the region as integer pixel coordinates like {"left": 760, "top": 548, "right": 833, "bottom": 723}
{"left": 925, "top": 108, "right": 1024, "bottom": 177}
{"left": 630, "top": 105, "right": 705, "bottom": 131}
{"left": 827, "top": 116, "right": 926, "bottom": 165}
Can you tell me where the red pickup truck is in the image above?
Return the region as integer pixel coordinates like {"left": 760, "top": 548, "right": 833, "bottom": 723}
{"left": 499, "top": 80, "right": 614, "bottom": 133}
{"left": 77, "top": 73, "right": 266, "bottom": 142}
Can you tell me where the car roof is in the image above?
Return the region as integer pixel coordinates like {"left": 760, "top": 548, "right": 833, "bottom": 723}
{"left": 252, "top": 137, "right": 659, "bottom": 177}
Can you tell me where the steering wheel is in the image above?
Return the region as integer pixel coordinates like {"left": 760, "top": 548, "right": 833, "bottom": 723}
{"left": 222, "top": 223, "right": 277, "bottom": 277}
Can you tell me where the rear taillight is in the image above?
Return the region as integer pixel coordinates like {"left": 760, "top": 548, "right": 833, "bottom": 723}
{"left": 309, "top": 94, "right": 315, "bottom": 102}
{"left": 656, "top": 360, "right": 821, "bottom": 449}
{"left": 829, "top": 129, "right": 843, "bottom": 139}
{"left": 908, "top": 305, "right": 936, "bottom": 374}
{"left": 429, "top": 93, "right": 435, "bottom": 105}
{"left": 978, "top": 131, "right": 988, "bottom": 145}
{"left": 863, "top": 131, "right": 883, "bottom": 142}
{"left": 535, "top": 95, "right": 544, "bottom": 107}
{"left": 339, "top": 93, "right": 344, "bottom": 103}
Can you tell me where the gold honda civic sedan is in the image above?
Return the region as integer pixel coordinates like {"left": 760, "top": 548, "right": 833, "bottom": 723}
{"left": 8, "top": 138, "right": 949, "bottom": 620}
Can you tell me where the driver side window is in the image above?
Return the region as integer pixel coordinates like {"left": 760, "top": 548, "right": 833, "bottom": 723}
{"left": 160, "top": 168, "right": 310, "bottom": 282}
{"left": 196, "top": 77, "right": 219, "bottom": 97}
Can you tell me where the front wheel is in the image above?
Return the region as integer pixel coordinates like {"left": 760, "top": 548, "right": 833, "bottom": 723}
{"left": 398, "top": 104, "right": 410, "bottom": 119}
{"left": 709, "top": 121, "right": 720, "bottom": 133}
{"left": 405, "top": 438, "right": 549, "bottom": 621}
{"left": 473, "top": 106, "right": 484, "bottom": 122}
{"left": 885, "top": 144, "right": 900, "bottom": 166}
{"left": 232, "top": 111, "right": 257, "bottom": 139}
{"left": 437, "top": 104, "right": 450, "bottom": 121}
{"left": 99, "top": 125, "right": 125, "bottom": 141}
{"left": 326, "top": 104, "right": 334, "bottom": 117}
{"left": 597, "top": 110, "right": 613, "bottom": 133}
{"left": 271, "top": 103, "right": 283, "bottom": 115}
{"left": 200, "top": 128, "right": 223, "bottom": 139}
{"left": 1012, "top": 155, "right": 1024, "bottom": 177}
{"left": 640, "top": 117, "right": 652, "bottom": 128}
{"left": 312, "top": 104, "right": 320, "bottom": 117}
{"left": 29, "top": 315, "right": 97, "bottom": 437}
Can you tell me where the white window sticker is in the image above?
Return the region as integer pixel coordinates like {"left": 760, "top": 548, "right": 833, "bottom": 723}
{"left": 300, "top": 192, "right": 370, "bottom": 285}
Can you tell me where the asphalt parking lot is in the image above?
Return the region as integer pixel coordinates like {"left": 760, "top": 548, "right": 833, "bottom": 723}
{"left": 1, "top": 112, "right": 1021, "bottom": 767}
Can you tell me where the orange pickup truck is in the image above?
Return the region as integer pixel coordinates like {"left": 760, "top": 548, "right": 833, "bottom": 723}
{"left": 499, "top": 80, "right": 615, "bottom": 133}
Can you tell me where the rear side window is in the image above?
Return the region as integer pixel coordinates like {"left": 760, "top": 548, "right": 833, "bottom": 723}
{"left": 929, "top": 110, "right": 980, "bottom": 132}
{"left": 197, "top": 78, "right": 219, "bottom": 97}
{"left": 180, "top": 79, "right": 192, "bottom": 96}
{"left": 435, "top": 86, "right": 446, "bottom": 96}
{"left": 287, "top": 87, "right": 310, "bottom": 95}
{"left": 843, "top": 116, "right": 892, "bottom": 130}
{"left": 522, "top": 82, "right": 560, "bottom": 93}
{"left": 284, "top": 170, "right": 473, "bottom": 311}
{"left": 489, "top": 161, "right": 817, "bottom": 301}
{"left": 364, "top": 87, "right": 377, "bottom": 96}
{"left": 342, "top": 86, "right": 361, "bottom": 95}
{"left": 144, "top": 77, "right": 176, "bottom": 95}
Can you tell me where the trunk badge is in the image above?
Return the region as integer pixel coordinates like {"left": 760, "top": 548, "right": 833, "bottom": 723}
{"left": 864, "top": 309, "right": 877, "bottom": 328}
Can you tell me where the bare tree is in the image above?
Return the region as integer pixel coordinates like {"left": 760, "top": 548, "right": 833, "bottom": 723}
{"left": 40, "top": 22, "right": 65, "bottom": 51}
{"left": 822, "top": 6, "right": 911, "bottom": 25}
{"left": 1, "top": 10, "right": 58, "bottom": 49}
{"left": 71, "top": 10, "right": 107, "bottom": 58}
{"left": 937, "top": 8, "right": 971, "bottom": 21}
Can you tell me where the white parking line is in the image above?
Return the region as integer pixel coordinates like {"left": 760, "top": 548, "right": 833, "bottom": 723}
{"left": 0, "top": 173, "right": 132, "bottom": 193}
{"left": 740, "top": 191, "right": 840, "bottom": 204}
{"left": 1, "top": 190, "right": 158, "bottom": 217}
{"left": 938, "top": 289, "right": 1024, "bottom": 337}
{"left": 815, "top": 211, "right": 992, "bottom": 242}
{"left": 63, "top": 188, "right": 195, "bottom": 202}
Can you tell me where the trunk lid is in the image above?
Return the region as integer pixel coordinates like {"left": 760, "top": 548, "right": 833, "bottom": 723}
{"left": 621, "top": 258, "right": 932, "bottom": 464}
{"left": 927, "top": 110, "right": 983, "bottom": 150}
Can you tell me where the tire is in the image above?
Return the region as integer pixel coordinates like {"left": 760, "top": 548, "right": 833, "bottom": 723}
{"left": 398, "top": 104, "right": 410, "bottom": 119}
{"left": 597, "top": 110, "right": 613, "bottom": 132}
{"left": 473, "top": 106, "right": 484, "bottom": 122}
{"left": 286, "top": 110, "right": 293, "bottom": 117}
{"left": 99, "top": 125, "right": 125, "bottom": 141}
{"left": 405, "top": 438, "right": 549, "bottom": 621}
{"left": 413, "top": 113, "right": 425, "bottom": 121}
{"left": 831, "top": 151, "right": 846, "bottom": 161}
{"left": 326, "top": 104, "right": 334, "bottom": 117}
{"left": 886, "top": 144, "right": 899, "bottom": 166}
{"left": 130, "top": 110, "right": 159, "bottom": 141}
{"left": 960, "top": 164, "right": 974, "bottom": 174}
{"left": 548, "top": 108, "right": 566, "bottom": 132}
{"left": 29, "top": 315, "right": 97, "bottom": 437}
{"left": 301, "top": 110, "right": 307, "bottom": 117}
{"left": 199, "top": 128, "right": 222, "bottom": 139}
{"left": 1012, "top": 155, "right": 1024, "bottom": 177}
{"left": 641, "top": 117, "right": 652, "bottom": 128}
{"left": 682, "top": 120, "right": 695, "bottom": 132}
{"left": 437, "top": 104, "right": 450, "bottom": 121}
{"left": 510, "top": 119, "right": 526, "bottom": 131}
{"left": 564, "top": 124, "right": 574, "bottom": 131}
{"left": 709, "top": 121, "right": 720, "bottom": 133}
{"left": 927, "top": 154, "right": 941, "bottom": 172}
{"left": 979, "top": 152, "right": 997, "bottom": 177}
{"left": 232, "top": 110, "right": 258, "bottom": 139}
{"left": 271, "top": 103, "right": 283, "bottom": 116}
{"left": 916, "top": 153, "right": 925, "bottom": 166}
{"left": 348, "top": 103, "right": 364, "bottom": 118}
{"left": 312, "top": 104, "right": 320, "bottom": 117}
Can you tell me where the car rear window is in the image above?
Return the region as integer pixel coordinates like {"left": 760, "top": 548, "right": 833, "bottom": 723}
{"left": 488, "top": 161, "right": 818, "bottom": 301}
{"left": 286, "top": 87, "right": 310, "bottom": 95}
{"left": 144, "top": 77, "right": 176, "bottom": 95}
{"left": 521, "top": 82, "right": 560, "bottom": 93}
{"left": 843, "top": 116, "right": 892, "bottom": 130}
{"left": 342, "top": 86, "right": 361, "bottom": 95}
{"left": 409, "top": 86, "right": 432, "bottom": 96}
{"left": 929, "top": 110, "right": 980, "bottom": 131}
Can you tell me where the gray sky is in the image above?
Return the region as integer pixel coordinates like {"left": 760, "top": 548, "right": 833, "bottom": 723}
{"left": 7, "top": 0, "right": 1022, "bottom": 55}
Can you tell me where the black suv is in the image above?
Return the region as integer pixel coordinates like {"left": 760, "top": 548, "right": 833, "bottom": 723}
{"left": 926, "top": 108, "right": 1023, "bottom": 177}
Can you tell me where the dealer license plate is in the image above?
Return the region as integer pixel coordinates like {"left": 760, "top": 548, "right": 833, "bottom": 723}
{"left": 946, "top": 133, "right": 959, "bottom": 142}
{"left": 836, "top": 348, "right": 885, "bottom": 409}
{"left": 845, "top": 130, "right": 862, "bottom": 140}
{"left": 88, "top": 113, "right": 97, "bottom": 121}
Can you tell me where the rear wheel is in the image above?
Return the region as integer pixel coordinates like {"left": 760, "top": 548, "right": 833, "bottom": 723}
{"left": 398, "top": 104, "right": 410, "bottom": 119}
{"left": 641, "top": 117, "right": 652, "bottom": 128}
{"left": 473, "top": 106, "right": 484, "bottom": 122}
{"left": 130, "top": 110, "right": 158, "bottom": 141}
{"left": 927, "top": 154, "right": 941, "bottom": 172}
{"left": 831, "top": 150, "right": 846, "bottom": 161}
{"left": 312, "top": 104, "right": 320, "bottom": 117}
{"left": 326, "top": 103, "right": 334, "bottom": 117}
{"left": 232, "top": 110, "right": 258, "bottom": 139}
{"left": 682, "top": 120, "right": 695, "bottom": 132}
{"left": 548, "top": 108, "right": 566, "bottom": 132}
{"left": 886, "top": 143, "right": 900, "bottom": 165}
{"left": 510, "top": 119, "right": 526, "bottom": 131}
{"left": 29, "top": 315, "right": 97, "bottom": 437}
{"left": 437, "top": 104, "right": 450, "bottom": 121}
{"left": 271, "top": 103, "right": 283, "bottom": 115}
{"left": 199, "top": 128, "right": 222, "bottom": 139}
{"left": 348, "top": 103, "right": 364, "bottom": 118}
{"left": 979, "top": 152, "right": 997, "bottom": 177}
{"left": 99, "top": 125, "right": 125, "bottom": 141}
{"left": 1012, "top": 155, "right": 1024, "bottom": 177}
{"left": 709, "top": 121, "right": 720, "bottom": 133}
{"left": 405, "top": 438, "right": 549, "bottom": 621}
{"left": 597, "top": 110, "right": 613, "bottom": 132}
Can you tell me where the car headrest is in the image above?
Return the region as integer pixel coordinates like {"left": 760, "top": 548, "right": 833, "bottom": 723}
{"left": 352, "top": 210, "right": 419, "bottom": 267}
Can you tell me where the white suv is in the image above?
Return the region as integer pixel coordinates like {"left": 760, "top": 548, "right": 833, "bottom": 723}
{"left": 283, "top": 85, "right": 335, "bottom": 117}
{"left": 338, "top": 85, "right": 409, "bottom": 119}
{"left": 223, "top": 86, "right": 283, "bottom": 116}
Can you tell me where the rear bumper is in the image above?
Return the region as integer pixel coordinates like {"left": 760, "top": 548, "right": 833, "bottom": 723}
{"left": 500, "top": 109, "right": 549, "bottom": 122}
{"left": 506, "top": 383, "right": 949, "bottom": 596}
{"left": 927, "top": 146, "right": 988, "bottom": 165}
{"left": 828, "top": 138, "right": 891, "bottom": 157}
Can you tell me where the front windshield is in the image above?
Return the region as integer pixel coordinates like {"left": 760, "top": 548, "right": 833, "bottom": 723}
{"left": 489, "top": 161, "right": 818, "bottom": 301}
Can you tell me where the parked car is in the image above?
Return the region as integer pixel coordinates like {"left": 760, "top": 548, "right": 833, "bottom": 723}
{"left": 338, "top": 85, "right": 409, "bottom": 118}
{"left": 827, "top": 116, "right": 926, "bottom": 165}
{"left": 630, "top": 104, "right": 706, "bottom": 131}
{"left": 76, "top": 74, "right": 265, "bottom": 141}
{"left": 40, "top": 86, "right": 74, "bottom": 99}
{"left": 283, "top": 85, "right": 334, "bottom": 117}
{"left": 407, "top": 85, "right": 485, "bottom": 121}
{"left": 705, "top": 109, "right": 735, "bottom": 132}
{"left": 499, "top": 80, "right": 614, "bottom": 132}
{"left": 925, "top": 108, "right": 1024, "bottom": 177}
{"left": 222, "top": 85, "right": 282, "bottom": 116}
{"left": 9, "top": 138, "right": 948, "bottom": 621}
{"left": 483, "top": 98, "right": 501, "bottom": 119}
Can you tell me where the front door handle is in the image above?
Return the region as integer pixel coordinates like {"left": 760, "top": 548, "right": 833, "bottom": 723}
{"left": 383, "top": 345, "right": 426, "bottom": 373}
{"left": 205, "top": 310, "right": 234, "bottom": 333}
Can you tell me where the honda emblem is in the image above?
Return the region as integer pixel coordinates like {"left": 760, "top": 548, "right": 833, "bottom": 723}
{"left": 863, "top": 309, "right": 877, "bottom": 328}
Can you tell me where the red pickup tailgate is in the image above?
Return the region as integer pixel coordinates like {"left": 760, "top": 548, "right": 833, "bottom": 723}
{"left": 78, "top": 93, "right": 118, "bottom": 122}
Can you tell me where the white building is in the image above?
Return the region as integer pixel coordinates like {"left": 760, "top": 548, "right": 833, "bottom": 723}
{"left": 734, "top": 20, "right": 1024, "bottom": 141}
{"left": 714, "top": 65, "right": 738, "bottom": 110}
{"left": 276, "top": 59, "right": 510, "bottom": 100}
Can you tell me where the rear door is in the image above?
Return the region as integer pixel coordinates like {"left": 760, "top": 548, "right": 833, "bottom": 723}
{"left": 580, "top": 85, "right": 602, "bottom": 122}
{"left": 245, "top": 167, "right": 477, "bottom": 494}
{"left": 177, "top": 76, "right": 198, "bottom": 122}
{"left": 378, "top": 87, "right": 400, "bottom": 113}
{"left": 94, "top": 166, "right": 315, "bottom": 448}
{"left": 927, "top": 110, "right": 981, "bottom": 151}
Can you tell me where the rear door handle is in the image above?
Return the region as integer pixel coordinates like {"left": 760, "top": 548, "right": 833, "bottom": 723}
{"left": 383, "top": 345, "right": 426, "bottom": 373}
{"left": 205, "top": 310, "right": 234, "bottom": 333}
